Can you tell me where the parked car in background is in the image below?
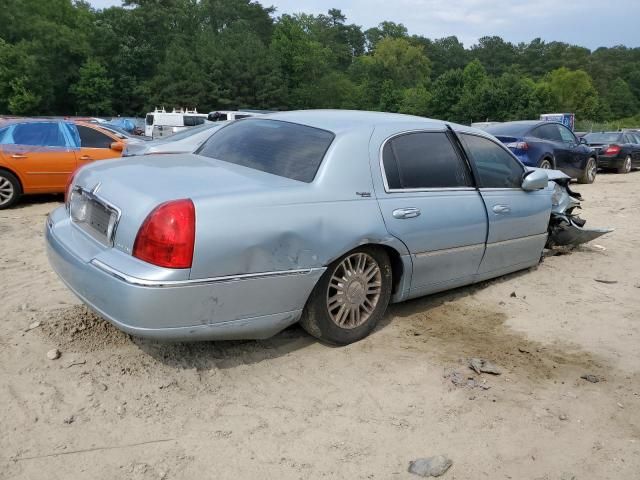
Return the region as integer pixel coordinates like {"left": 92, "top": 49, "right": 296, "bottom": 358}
{"left": 482, "top": 121, "right": 597, "bottom": 183}
{"left": 207, "top": 110, "right": 271, "bottom": 122}
{"left": 583, "top": 131, "right": 640, "bottom": 174}
{"left": 46, "top": 110, "right": 608, "bottom": 345}
{"left": 0, "top": 119, "right": 126, "bottom": 209}
{"left": 122, "top": 122, "right": 227, "bottom": 157}
{"left": 99, "top": 123, "right": 151, "bottom": 142}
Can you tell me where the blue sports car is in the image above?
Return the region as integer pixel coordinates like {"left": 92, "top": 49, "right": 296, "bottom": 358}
{"left": 482, "top": 121, "right": 597, "bottom": 184}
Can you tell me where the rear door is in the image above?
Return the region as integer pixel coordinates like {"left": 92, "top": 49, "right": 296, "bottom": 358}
{"left": 1, "top": 121, "right": 77, "bottom": 192}
{"left": 374, "top": 128, "right": 487, "bottom": 295}
{"left": 459, "top": 133, "right": 551, "bottom": 277}
{"left": 76, "top": 125, "right": 123, "bottom": 167}
{"left": 557, "top": 123, "right": 590, "bottom": 175}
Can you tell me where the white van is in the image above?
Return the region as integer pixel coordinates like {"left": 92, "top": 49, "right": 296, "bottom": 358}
{"left": 207, "top": 110, "right": 271, "bottom": 122}
{"left": 144, "top": 108, "right": 209, "bottom": 138}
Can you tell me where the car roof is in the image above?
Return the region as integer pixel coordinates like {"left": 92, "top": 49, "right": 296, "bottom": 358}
{"left": 261, "top": 109, "right": 451, "bottom": 133}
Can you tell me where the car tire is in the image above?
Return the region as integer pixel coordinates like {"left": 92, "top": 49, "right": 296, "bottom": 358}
{"left": 0, "top": 170, "right": 21, "bottom": 209}
{"left": 617, "top": 155, "right": 632, "bottom": 174}
{"left": 577, "top": 157, "right": 597, "bottom": 184}
{"left": 299, "top": 246, "right": 392, "bottom": 345}
{"left": 538, "top": 158, "right": 553, "bottom": 169}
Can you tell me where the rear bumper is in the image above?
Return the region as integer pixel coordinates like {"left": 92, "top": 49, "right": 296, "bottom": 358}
{"left": 597, "top": 155, "right": 624, "bottom": 169}
{"left": 46, "top": 208, "right": 324, "bottom": 341}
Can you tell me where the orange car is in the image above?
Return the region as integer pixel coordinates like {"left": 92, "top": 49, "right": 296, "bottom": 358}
{"left": 0, "top": 119, "right": 126, "bottom": 209}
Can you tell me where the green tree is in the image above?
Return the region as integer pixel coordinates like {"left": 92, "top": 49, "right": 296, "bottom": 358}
{"left": 542, "top": 67, "right": 599, "bottom": 119}
{"left": 71, "top": 59, "right": 114, "bottom": 115}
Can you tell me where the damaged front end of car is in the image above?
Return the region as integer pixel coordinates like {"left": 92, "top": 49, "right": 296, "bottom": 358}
{"left": 544, "top": 170, "right": 612, "bottom": 248}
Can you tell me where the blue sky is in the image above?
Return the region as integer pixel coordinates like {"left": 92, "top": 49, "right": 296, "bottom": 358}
{"left": 88, "top": 0, "right": 640, "bottom": 50}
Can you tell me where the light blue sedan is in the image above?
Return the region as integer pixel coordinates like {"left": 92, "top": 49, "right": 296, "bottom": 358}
{"left": 46, "top": 110, "right": 608, "bottom": 344}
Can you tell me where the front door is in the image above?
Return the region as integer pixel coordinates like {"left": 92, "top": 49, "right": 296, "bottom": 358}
{"left": 75, "top": 124, "right": 123, "bottom": 167}
{"left": 373, "top": 128, "right": 488, "bottom": 296}
{"left": 458, "top": 133, "right": 552, "bottom": 277}
{"left": 2, "top": 121, "right": 77, "bottom": 192}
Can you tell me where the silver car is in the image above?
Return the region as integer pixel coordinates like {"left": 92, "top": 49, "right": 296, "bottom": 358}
{"left": 46, "top": 110, "right": 608, "bottom": 344}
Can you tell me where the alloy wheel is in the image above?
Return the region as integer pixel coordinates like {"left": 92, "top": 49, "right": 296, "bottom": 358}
{"left": 587, "top": 158, "right": 597, "bottom": 182}
{"left": 624, "top": 156, "right": 632, "bottom": 173}
{"left": 540, "top": 160, "right": 552, "bottom": 169}
{"left": 0, "top": 175, "right": 15, "bottom": 206}
{"left": 326, "top": 252, "right": 382, "bottom": 329}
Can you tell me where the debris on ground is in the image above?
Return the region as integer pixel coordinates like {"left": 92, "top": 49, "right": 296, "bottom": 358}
{"left": 559, "top": 414, "right": 568, "bottom": 421}
{"left": 408, "top": 455, "right": 452, "bottom": 477}
{"left": 443, "top": 369, "right": 491, "bottom": 390}
{"left": 581, "top": 374, "right": 600, "bottom": 383}
{"left": 26, "top": 321, "right": 41, "bottom": 331}
{"left": 469, "top": 358, "right": 501, "bottom": 375}
{"left": 510, "top": 292, "right": 517, "bottom": 298}
{"left": 594, "top": 279, "right": 618, "bottom": 284}
{"left": 46, "top": 348, "right": 61, "bottom": 360}
{"left": 63, "top": 415, "right": 75, "bottom": 424}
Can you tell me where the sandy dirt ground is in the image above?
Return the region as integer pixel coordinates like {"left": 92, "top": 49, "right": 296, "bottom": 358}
{"left": 1, "top": 171, "right": 639, "bottom": 480}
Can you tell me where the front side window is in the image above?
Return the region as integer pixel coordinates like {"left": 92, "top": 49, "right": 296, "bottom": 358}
{"left": 558, "top": 125, "right": 577, "bottom": 144}
{"left": 382, "top": 132, "right": 472, "bottom": 189}
{"left": 460, "top": 133, "right": 524, "bottom": 189}
{"left": 77, "top": 125, "right": 113, "bottom": 149}
{"left": 12, "top": 122, "right": 66, "bottom": 147}
{"left": 197, "top": 119, "right": 334, "bottom": 183}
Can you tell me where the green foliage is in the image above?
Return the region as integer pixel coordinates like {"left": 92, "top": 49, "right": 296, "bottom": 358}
{"left": 0, "top": 0, "right": 639, "bottom": 125}
{"left": 71, "top": 59, "right": 114, "bottom": 115}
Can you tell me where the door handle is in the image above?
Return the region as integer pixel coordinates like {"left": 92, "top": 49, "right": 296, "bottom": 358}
{"left": 11, "top": 154, "right": 27, "bottom": 159}
{"left": 392, "top": 207, "right": 421, "bottom": 219}
{"left": 492, "top": 205, "right": 511, "bottom": 214}
{"left": 79, "top": 155, "right": 92, "bottom": 161}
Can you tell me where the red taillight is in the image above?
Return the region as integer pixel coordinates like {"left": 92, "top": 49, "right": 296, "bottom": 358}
{"left": 133, "top": 199, "right": 196, "bottom": 269}
{"left": 505, "top": 141, "right": 529, "bottom": 151}
{"left": 604, "top": 144, "right": 621, "bottom": 155}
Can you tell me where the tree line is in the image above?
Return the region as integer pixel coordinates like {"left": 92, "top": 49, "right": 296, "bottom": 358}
{"left": 1, "top": 0, "right": 640, "bottom": 127}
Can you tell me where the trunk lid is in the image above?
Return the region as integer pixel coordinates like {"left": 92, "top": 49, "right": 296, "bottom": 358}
{"left": 73, "top": 153, "right": 300, "bottom": 253}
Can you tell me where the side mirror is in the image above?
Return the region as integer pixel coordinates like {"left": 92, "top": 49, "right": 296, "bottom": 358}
{"left": 521, "top": 169, "right": 548, "bottom": 191}
{"left": 111, "top": 142, "right": 124, "bottom": 152}
{"left": 579, "top": 137, "right": 588, "bottom": 145}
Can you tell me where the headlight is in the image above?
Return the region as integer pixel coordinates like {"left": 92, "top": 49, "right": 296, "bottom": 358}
{"left": 69, "top": 190, "right": 89, "bottom": 222}
{"left": 551, "top": 183, "right": 564, "bottom": 206}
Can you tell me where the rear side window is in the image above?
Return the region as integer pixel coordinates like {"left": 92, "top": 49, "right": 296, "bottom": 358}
{"left": 461, "top": 134, "right": 524, "bottom": 188}
{"left": 197, "top": 119, "right": 334, "bottom": 183}
{"left": 77, "top": 125, "right": 113, "bottom": 149}
{"left": 12, "top": 122, "right": 66, "bottom": 147}
{"left": 382, "top": 132, "right": 472, "bottom": 189}
{"left": 533, "top": 124, "right": 562, "bottom": 142}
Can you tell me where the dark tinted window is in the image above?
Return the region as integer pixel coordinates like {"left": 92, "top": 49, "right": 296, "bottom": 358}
{"left": 584, "top": 132, "right": 623, "bottom": 143}
{"left": 184, "top": 115, "right": 205, "bottom": 127}
{"left": 77, "top": 125, "right": 113, "bottom": 148}
{"left": 198, "top": 119, "right": 334, "bottom": 183}
{"left": 558, "top": 125, "right": 577, "bottom": 144}
{"left": 12, "top": 122, "right": 66, "bottom": 147}
{"left": 383, "top": 132, "right": 471, "bottom": 189}
{"left": 533, "top": 124, "right": 563, "bottom": 142}
{"left": 461, "top": 134, "right": 524, "bottom": 188}
{"left": 145, "top": 114, "right": 154, "bottom": 126}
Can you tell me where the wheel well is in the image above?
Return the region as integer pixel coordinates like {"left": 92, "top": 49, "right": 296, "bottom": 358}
{"left": 0, "top": 167, "right": 23, "bottom": 194}
{"left": 542, "top": 156, "right": 554, "bottom": 167}
{"left": 374, "top": 244, "right": 404, "bottom": 295}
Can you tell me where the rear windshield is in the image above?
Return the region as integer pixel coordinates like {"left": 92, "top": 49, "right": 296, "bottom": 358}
{"left": 583, "top": 132, "right": 623, "bottom": 143}
{"left": 197, "top": 119, "right": 335, "bottom": 183}
{"left": 484, "top": 123, "right": 533, "bottom": 136}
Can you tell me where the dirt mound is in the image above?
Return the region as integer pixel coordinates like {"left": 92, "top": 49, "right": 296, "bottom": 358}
{"left": 40, "top": 305, "right": 132, "bottom": 351}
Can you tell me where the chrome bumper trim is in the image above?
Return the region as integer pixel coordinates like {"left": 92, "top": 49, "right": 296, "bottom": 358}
{"left": 90, "top": 259, "right": 324, "bottom": 288}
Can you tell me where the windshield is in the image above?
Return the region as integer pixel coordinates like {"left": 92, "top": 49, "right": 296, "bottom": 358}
{"left": 197, "top": 119, "right": 335, "bottom": 183}
{"left": 584, "top": 132, "right": 623, "bottom": 143}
